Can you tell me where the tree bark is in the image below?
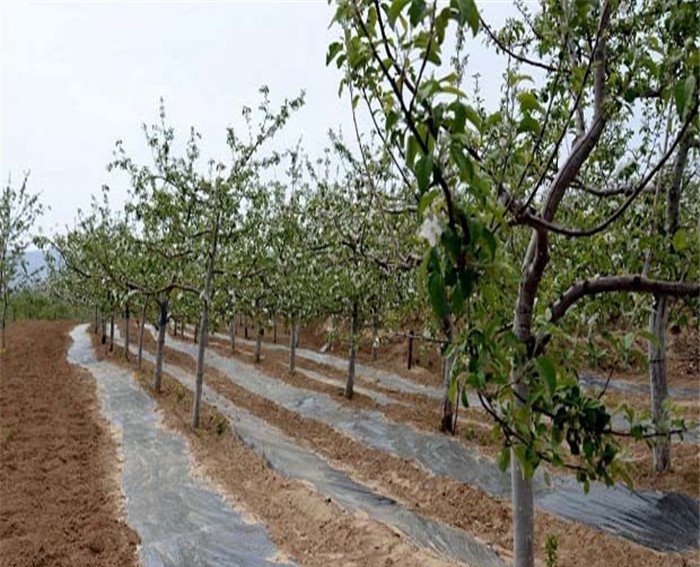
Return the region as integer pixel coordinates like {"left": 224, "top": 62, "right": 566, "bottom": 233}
{"left": 109, "top": 310, "right": 115, "bottom": 353}
{"left": 1, "top": 293, "right": 7, "bottom": 351}
{"left": 440, "top": 311, "right": 456, "bottom": 434}
{"left": 93, "top": 304, "right": 99, "bottom": 334}
{"left": 289, "top": 314, "right": 297, "bottom": 373}
{"left": 345, "top": 301, "right": 359, "bottom": 399}
{"left": 273, "top": 312, "right": 278, "bottom": 344}
{"left": 407, "top": 331, "right": 414, "bottom": 370}
{"left": 229, "top": 317, "right": 236, "bottom": 353}
{"left": 124, "top": 304, "right": 130, "bottom": 360}
{"left": 154, "top": 297, "right": 169, "bottom": 393}
{"left": 371, "top": 309, "right": 379, "bottom": 362}
{"left": 254, "top": 299, "right": 263, "bottom": 363}
{"left": 647, "top": 132, "right": 690, "bottom": 472}
{"left": 100, "top": 313, "right": 107, "bottom": 345}
{"left": 193, "top": 322, "right": 198, "bottom": 344}
{"left": 192, "top": 212, "right": 219, "bottom": 429}
{"left": 137, "top": 301, "right": 147, "bottom": 369}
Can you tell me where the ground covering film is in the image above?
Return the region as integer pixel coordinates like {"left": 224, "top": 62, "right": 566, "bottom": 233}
{"left": 68, "top": 325, "right": 295, "bottom": 567}
{"left": 171, "top": 329, "right": 699, "bottom": 553}
{"left": 124, "top": 328, "right": 508, "bottom": 567}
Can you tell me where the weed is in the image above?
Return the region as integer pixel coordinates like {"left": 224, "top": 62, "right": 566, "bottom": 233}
{"left": 545, "top": 533, "right": 559, "bottom": 567}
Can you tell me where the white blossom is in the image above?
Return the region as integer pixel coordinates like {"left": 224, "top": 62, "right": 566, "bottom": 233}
{"left": 419, "top": 216, "right": 443, "bottom": 247}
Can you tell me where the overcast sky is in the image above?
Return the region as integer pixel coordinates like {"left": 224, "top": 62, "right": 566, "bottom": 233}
{"left": 1, "top": 0, "right": 515, "bottom": 237}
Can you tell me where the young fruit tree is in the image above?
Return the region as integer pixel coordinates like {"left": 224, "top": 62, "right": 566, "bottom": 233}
{"left": 0, "top": 173, "right": 44, "bottom": 351}
{"left": 329, "top": 1, "right": 699, "bottom": 566}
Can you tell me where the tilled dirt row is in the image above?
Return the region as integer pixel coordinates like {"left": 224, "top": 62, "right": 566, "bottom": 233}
{"left": 130, "top": 322, "right": 698, "bottom": 567}
{"left": 0, "top": 321, "right": 139, "bottom": 567}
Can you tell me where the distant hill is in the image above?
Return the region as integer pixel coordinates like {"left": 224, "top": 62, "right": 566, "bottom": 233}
{"left": 24, "top": 249, "right": 48, "bottom": 278}
{"left": 8, "top": 249, "right": 50, "bottom": 287}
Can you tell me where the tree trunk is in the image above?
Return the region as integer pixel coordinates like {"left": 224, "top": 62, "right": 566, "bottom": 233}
{"left": 124, "top": 304, "right": 130, "bottom": 360}
{"left": 154, "top": 298, "right": 169, "bottom": 393}
{"left": 229, "top": 317, "right": 236, "bottom": 353}
{"left": 647, "top": 133, "right": 689, "bottom": 472}
{"left": 407, "top": 331, "right": 414, "bottom": 370}
{"left": 244, "top": 315, "right": 248, "bottom": 340}
{"left": 440, "top": 311, "right": 456, "bottom": 433}
{"left": 193, "top": 322, "right": 198, "bottom": 344}
{"left": 649, "top": 295, "right": 671, "bottom": 471}
{"left": 371, "top": 310, "right": 379, "bottom": 362}
{"left": 192, "top": 212, "right": 219, "bottom": 429}
{"left": 289, "top": 315, "right": 297, "bottom": 373}
{"left": 109, "top": 310, "right": 115, "bottom": 353}
{"left": 101, "top": 313, "right": 107, "bottom": 345}
{"left": 511, "top": 380, "right": 535, "bottom": 567}
{"left": 173, "top": 319, "right": 178, "bottom": 337}
{"left": 273, "top": 312, "right": 278, "bottom": 344}
{"left": 138, "top": 301, "right": 147, "bottom": 369}
{"left": 93, "top": 304, "right": 99, "bottom": 334}
{"left": 254, "top": 299, "right": 263, "bottom": 363}
{"left": 345, "top": 301, "right": 359, "bottom": 399}
{"left": 1, "top": 293, "right": 7, "bottom": 351}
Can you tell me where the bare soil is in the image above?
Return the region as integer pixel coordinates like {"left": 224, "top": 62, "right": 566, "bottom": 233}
{"left": 0, "top": 320, "right": 139, "bottom": 567}
{"left": 130, "top": 323, "right": 700, "bottom": 567}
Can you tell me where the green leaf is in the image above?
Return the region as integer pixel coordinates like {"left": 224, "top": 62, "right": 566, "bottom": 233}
{"left": 388, "top": 0, "right": 411, "bottom": 27}
{"left": 675, "top": 75, "right": 696, "bottom": 118}
{"left": 409, "top": 0, "right": 426, "bottom": 25}
{"left": 418, "top": 189, "right": 440, "bottom": 216}
{"left": 517, "top": 115, "right": 541, "bottom": 136}
{"left": 452, "top": 0, "right": 479, "bottom": 36}
{"left": 517, "top": 91, "right": 541, "bottom": 113}
{"left": 497, "top": 446, "right": 511, "bottom": 472}
{"left": 448, "top": 375, "right": 459, "bottom": 404}
{"left": 461, "top": 385, "right": 470, "bottom": 408}
{"left": 449, "top": 143, "right": 474, "bottom": 182}
{"left": 414, "top": 154, "right": 434, "bottom": 193}
{"left": 326, "top": 42, "right": 343, "bottom": 66}
{"left": 535, "top": 356, "right": 557, "bottom": 394}
{"left": 672, "top": 229, "right": 687, "bottom": 252}
{"left": 622, "top": 332, "right": 634, "bottom": 351}
{"left": 427, "top": 259, "right": 447, "bottom": 319}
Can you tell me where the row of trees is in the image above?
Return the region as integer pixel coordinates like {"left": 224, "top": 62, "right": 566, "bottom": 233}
{"left": 5, "top": 2, "right": 692, "bottom": 567}
{"left": 328, "top": 0, "right": 698, "bottom": 566}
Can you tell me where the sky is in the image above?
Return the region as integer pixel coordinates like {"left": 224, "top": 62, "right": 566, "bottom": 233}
{"left": 1, "top": 0, "right": 516, "bottom": 238}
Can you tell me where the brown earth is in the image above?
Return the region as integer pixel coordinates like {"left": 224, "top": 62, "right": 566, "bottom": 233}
{"left": 0, "top": 320, "right": 139, "bottom": 567}
{"left": 129, "top": 322, "right": 699, "bottom": 567}
{"left": 93, "top": 330, "right": 463, "bottom": 567}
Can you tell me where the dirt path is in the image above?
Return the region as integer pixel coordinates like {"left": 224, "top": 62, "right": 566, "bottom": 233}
{"left": 0, "top": 320, "right": 139, "bottom": 567}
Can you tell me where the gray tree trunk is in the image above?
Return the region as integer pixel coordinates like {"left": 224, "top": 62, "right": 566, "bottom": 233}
{"left": 124, "top": 304, "right": 130, "bottom": 360}
{"left": 440, "top": 311, "right": 456, "bottom": 433}
{"left": 192, "top": 212, "right": 219, "bottom": 429}
{"left": 109, "top": 310, "right": 115, "bottom": 353}
{"left": 649, "top": 295, "right": 671, "bottom": 470}
{"left": 137, "top": 301, "right": 147, "bottom": 369}
{"left": 289, "top": 315, "right": 297, "bottom": 373}
{"left": 371, "top": 311, "right": 379, "bottom": 362}
{"left": 254, "top": 299, "right": 263, "bottom": 363}
{"left": 154, "top": 298, "right": 169, "bottom": 392}
{"left": 193, "top": 322, "right": 198, "bottom": 344}
{"left": 345, "top": 301, "right": 359, "bottom": 399}
{"left": 647, "top": 133, "right": 690, "bottom": 471}
{"left": 101, "top": 313, "right": 107, "bottom": 345}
